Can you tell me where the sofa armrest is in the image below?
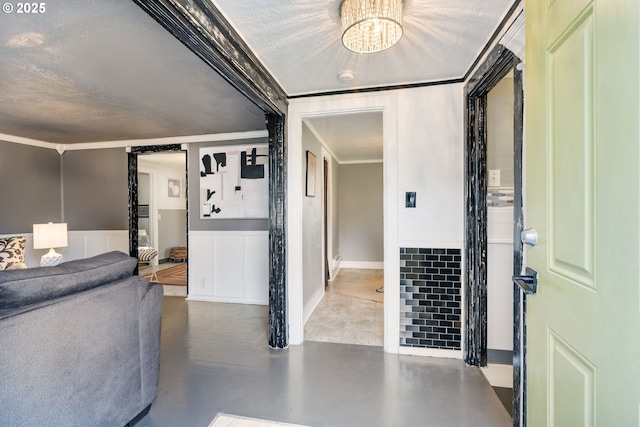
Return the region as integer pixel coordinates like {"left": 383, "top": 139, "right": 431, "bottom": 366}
{"left": 138, "top": 278, "right": 164, "bottom": 406}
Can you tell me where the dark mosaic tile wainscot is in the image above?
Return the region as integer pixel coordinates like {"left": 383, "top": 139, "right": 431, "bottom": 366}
{"left": 399, "top": 248, "right": 462, "bottom": 350}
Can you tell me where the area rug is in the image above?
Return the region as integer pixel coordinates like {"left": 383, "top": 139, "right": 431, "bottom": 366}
{"left": 336, "top": 276, "right": 384, "bottom": 303}
{"left": 209, "top": 413, "right": 311, "bottom": 427}
{"left": 145, "top": 263, "right": 187, "bottom": 286}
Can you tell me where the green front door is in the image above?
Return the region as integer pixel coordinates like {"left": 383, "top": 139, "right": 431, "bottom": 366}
{"left": 525, "top": 0, "right": 639, "bottom": 424}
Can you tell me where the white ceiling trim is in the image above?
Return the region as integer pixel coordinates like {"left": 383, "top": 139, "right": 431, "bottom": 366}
{"left": 465, "top": 1, "right": 524, "bottom": 80}
{"left": 302, "top": 119, "right": 341, "bottom": 163}
{"left": 340, "top": 159, "right": 383, "bottom": 165}
{"left": 500, "top": 11, "right": 524, "bottom": 61}
{"left": 1, "top": 130, "right": 269, "bottom": 153}
{"left": 0, "top": 133, "right": 53, "bottom": 150}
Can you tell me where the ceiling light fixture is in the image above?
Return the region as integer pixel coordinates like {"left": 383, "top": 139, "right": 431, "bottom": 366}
{"left": 340, "top": 0, "right": 404, "bottom": 54}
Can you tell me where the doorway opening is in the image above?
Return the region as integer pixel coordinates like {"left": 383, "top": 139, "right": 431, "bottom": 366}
{"left": 128, "top": 145, "right": 187, "bottom": 290}
{"left": 301, "top": 112, "right": 385, "bottom": 347}
{"left": 131, "top": 1, "right": 288, "bottom": 348}
{"left": 464, "top": 43, "right": 524, "bottom": 421}
{"left": 137, "top": 152, "right": 188, "bottom": 297}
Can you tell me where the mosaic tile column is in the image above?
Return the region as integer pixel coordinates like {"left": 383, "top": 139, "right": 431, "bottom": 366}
{"left": 399, "top": 248, "right": 462, "bottom": 350}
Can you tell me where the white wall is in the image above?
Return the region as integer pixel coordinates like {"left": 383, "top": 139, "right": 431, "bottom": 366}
{"left": 288, "top": 83, "right": 465, "bottom": 356}
{"left": 138, "top": 155, "right": 187, "bottom": 254}
{"left": 188, "top": 230, "right": 269, "bottom": 304}
{"left": 487, "top": 207, "right": 514, "bottom": 351}
{"left": 301, "top": 123, "right": 326, "bottom": 319}
{"left": 486, "top": 75, "right": 516, "bottom": 353}
{"left": 397, "top": 84, "right": 465, "bottom": 250}
{"left": 1, "top": 231, "right": 128, "bottom": 268}
{"left": 487, "top": 75, "right": 515, "bottom": 187}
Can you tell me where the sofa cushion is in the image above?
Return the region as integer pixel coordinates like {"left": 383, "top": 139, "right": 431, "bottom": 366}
{"left": 0, "top": 236, "right": 26, "bottom": 270}
{"left": 0, "top": 251, "right": 137, "bottom": 310}
{"left": 6, "top": 263, "right": 27, "bottom": 270}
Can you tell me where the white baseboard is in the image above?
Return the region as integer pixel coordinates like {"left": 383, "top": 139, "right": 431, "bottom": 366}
{"left": 186, "top": 295, "right": 268, "bottom": 305}
{"left": 332, "top": 254, "right": 342, "bottom": 269}
{"left": 340, "top": 260, "right": 384, "bottom": 269}
{"left": 330, "top": 254, "right": 342, "bottom": 280}
{"left": 397, "top": 346, "right": 463, "bottom": 359}
{"left": 303, "top": 285, "right": 325, "bottom": 325}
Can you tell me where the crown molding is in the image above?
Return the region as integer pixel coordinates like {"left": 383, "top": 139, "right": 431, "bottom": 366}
{"left": 1, "top": 130, "right": 269, "bottom": 153}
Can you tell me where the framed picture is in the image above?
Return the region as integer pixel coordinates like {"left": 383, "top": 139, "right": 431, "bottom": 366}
{"left": 306, "top": 151, "right": 316, "bottom": 197}
{"left": 168, "top": 178, "right": 181, "bottom": 197}
{"left": 199, "top": 144, "right": 269, "bottom": 218}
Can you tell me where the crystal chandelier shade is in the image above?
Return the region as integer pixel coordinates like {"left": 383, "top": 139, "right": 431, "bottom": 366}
{"left": 340, "top": 0, "right": 403, "bottom": 54}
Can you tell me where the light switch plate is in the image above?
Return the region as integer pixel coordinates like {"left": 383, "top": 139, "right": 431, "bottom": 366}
{"left": 488, "top": 170, "right": 501, "bottom": 187}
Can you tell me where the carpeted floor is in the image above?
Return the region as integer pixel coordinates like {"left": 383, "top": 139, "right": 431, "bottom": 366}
{"left": 145, "top": 263, "right": 187, "bottom": 286}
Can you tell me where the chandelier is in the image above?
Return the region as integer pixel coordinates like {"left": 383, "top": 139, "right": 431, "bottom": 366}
{"left": 340, "top": 0, "right": 404, "bottom": 54}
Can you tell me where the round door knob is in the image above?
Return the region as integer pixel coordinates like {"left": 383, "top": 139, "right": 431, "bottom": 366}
{"left": 521, "top": 228, "right": 538, "bottom": 246}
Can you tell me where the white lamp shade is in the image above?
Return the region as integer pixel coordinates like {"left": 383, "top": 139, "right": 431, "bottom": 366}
{"left": 33, "top": 222, "right": 68, "bottom": 249}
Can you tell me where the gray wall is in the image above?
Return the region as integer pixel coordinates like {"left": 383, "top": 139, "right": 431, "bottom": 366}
{"left": 338, "top": 163, "right": 383, "bottom": 262}
{"left": 188, "top": 138, "right": 268, "bottom": 231}
{"left": 138, "top": 173, "right": 150, "bottom": 205}
{"left": 62, "top": 148, "right": 128, "bottom": 230}
{"left": 0, "top": 141, "right": 62, "bottom": 234}
{"left": 302, "top": 123, "right": 324, "bottom": 306}
{"left": 158, "top": 209, "right": 187, "bottom": 260}
{"left": 331, "top": 156, "right": 340, "bottom": 261}
{"left": 487, "top": 75, "right": 515, "bottom": 187}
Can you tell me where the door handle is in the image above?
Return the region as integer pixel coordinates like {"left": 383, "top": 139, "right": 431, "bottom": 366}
{"left": 521, "top": 228, "right": 538, "bottom": 246}
{"left": 513, "top": 267, "right": 538, "bottom": 294}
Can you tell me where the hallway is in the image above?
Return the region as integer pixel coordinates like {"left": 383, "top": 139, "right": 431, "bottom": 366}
{"left": 137, "top": 296, "right": 511, "bottom": 427}
{"left": 305, "top": 269, "right": 384, "bottom": 346}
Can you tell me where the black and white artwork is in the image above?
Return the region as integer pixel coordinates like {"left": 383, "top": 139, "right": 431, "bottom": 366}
{"left": 199, "top": 144, "right": 269, "bottom": 218}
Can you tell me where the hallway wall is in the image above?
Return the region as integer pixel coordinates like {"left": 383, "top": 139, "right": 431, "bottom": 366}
{"left": 338, "top": 162, "right": 383, "bottom": 264}
{"left": 301, "top": 123, "right": 325, "bottom": 310}
{"left": 288, "top": 82, "right": 465, "bottom": 350}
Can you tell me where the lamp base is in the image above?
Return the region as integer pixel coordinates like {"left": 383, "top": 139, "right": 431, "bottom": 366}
{"left": 41, "top": 248, "right": 63, "bottom": 267}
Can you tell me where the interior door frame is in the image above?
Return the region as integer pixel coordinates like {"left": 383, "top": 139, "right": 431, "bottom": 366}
{"left": 128, "top": 144, "right": 187, "bottom": 274}
{"left": 464, "top": 43, "right": 524, "bottom": 419}
{"left": 130, "top": 0, "right": 289, "bottom": 348}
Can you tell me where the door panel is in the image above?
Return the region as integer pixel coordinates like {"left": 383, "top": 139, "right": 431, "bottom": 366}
{"left": 549, "top": 331, "right": 595, "bottom": 427}
{"left": 546, "top": 0, "right": 592, "bottom": 45}
{"left": 548, "top": 10, "right": 595, "bottom": 289}
{"left": 526, "top": 0, "right": 639, "bottom": 424}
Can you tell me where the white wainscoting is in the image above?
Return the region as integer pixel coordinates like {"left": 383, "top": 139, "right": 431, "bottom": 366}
{"left": 188, "top": 230, "right": 269, "bottom": 305}
{"left": 66, "top": 230, "right": 129, "bottom": 262}
{"left": 487, "top": 206, "right": 514, "bottom": 352}
{"left": 0, "top": 230, "right": 129, "bottom": 268}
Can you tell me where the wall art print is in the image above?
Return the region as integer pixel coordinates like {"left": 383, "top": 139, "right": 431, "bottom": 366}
{"left": 167, "top": 178, "right": 181, "bottom": 197}
{"left": 199, "top": 144, "right": 269, "bottom": 219}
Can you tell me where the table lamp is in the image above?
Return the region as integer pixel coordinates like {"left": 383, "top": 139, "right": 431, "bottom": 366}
{"left": 33, "top": 222, "right": 68, "bottom": 266}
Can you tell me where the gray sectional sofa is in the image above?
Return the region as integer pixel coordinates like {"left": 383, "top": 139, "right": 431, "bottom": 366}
{"left": 0, "top": 251, "right": 163, "bottom": 426}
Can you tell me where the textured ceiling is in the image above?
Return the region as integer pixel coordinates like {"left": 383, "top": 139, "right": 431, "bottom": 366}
{"left": 0, "top": 0, "right": 515, "bottom": 156}
{"left": 0, "top": 0, "right": 265, "bottom": 144}
{"left": 212, "top": 0, "right": 514, "bottom": 95}
{"left": 304, "top": 112, "right": 383, "bottom": 163}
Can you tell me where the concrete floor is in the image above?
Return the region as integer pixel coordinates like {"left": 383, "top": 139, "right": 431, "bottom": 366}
{"left": 305, "top": 269, "right": 383, "bottom": 346}
{"left": 136, "top": 297, "right": 511, "bottom": 427}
